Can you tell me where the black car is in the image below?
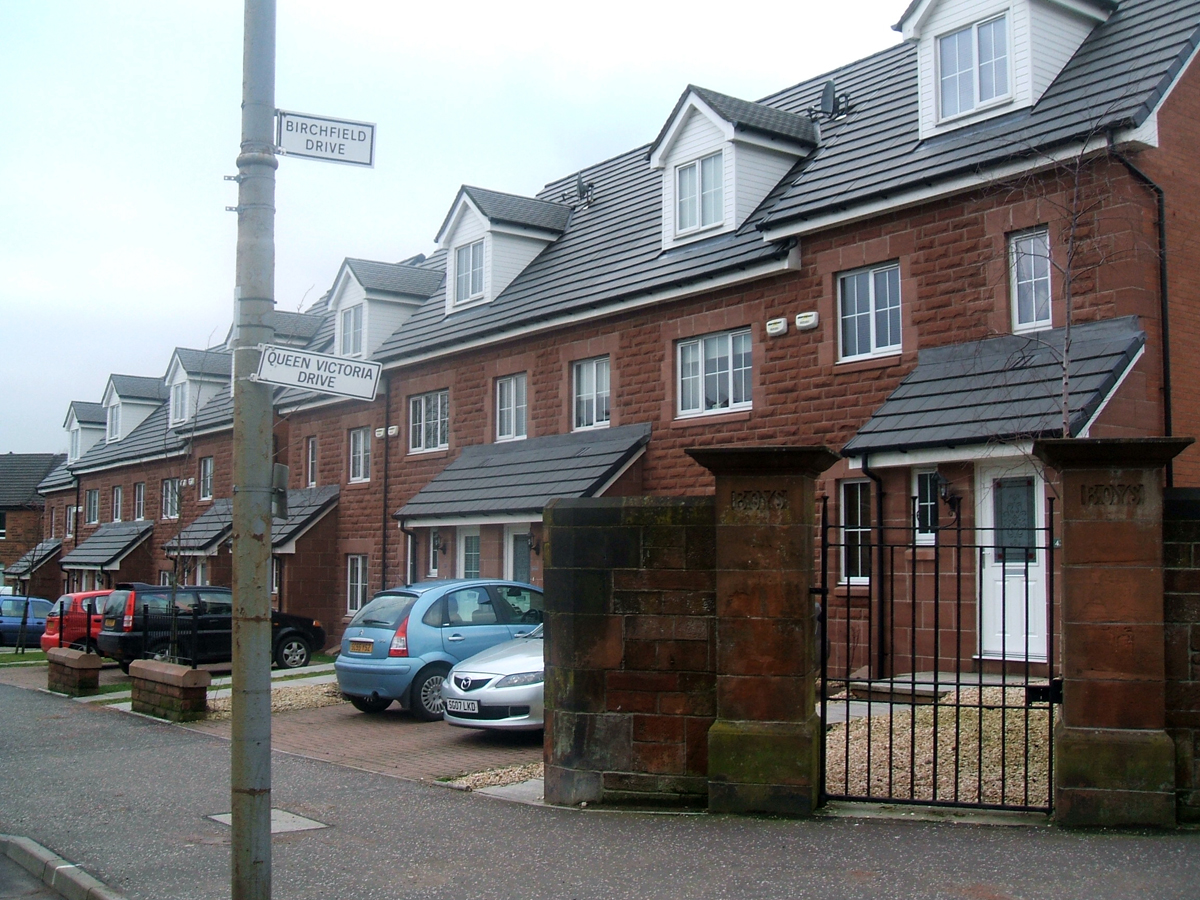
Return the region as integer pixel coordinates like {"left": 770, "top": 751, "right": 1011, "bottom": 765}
{"left": 97, "top": 583, "right": 325, "bottom": 672}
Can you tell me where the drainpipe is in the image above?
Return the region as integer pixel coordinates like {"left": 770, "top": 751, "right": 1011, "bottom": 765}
{"left": 1109, "top": 137, "right": 1174, "bottom": 486}
{"left": 397, "top": 517, "right": 417, "bottom": 587}
{"left": 861, "top": 452, "right": 887, "bottom": 679}
{"left": 381, "top": 375, "right": 391, "bottom": 589}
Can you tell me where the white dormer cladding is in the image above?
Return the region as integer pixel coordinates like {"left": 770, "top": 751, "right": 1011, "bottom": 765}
{"left": 898, "top": 0, "right": 1113, "bottom": 140}
{"left": 328, "top": 259, "right": 430, "bottom": 362}
{"left": 648, "top": 87, "right": 818, "bottom": 252}
{"left": 100, "top": 381, "right": 159, "bottom": 444}
{"left": 64, "top": 407, "right": 104, "bottom": 463}
{"left": 164, "top": 351, "right": 230, "bottom": 427}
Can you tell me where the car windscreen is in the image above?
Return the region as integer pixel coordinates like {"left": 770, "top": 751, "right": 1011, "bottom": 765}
{"left": 348, "top": 592, "right": 418, "bottom": 629}
{"left": 103, "top": 591, "right": 131, "bottom": 618}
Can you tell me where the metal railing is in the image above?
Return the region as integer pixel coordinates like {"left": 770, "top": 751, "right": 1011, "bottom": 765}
{"left": 140, "top": 605, "right": 200, "bottom": 669}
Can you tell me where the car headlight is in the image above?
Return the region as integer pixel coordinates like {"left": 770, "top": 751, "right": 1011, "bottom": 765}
{"left": 494, "top": 671, "right": 543, "bottom": 688}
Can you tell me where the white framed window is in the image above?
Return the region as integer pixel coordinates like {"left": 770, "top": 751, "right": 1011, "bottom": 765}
{"left": 574, "top": 357, "right": 610, "bottom": 430}
{"left": 195, "top": 560, "right": 210, "bottom": 587}
{"left": 341, "top": 304, "right": 363, "bottom": 356}
{"left": 841, "top": 480, "right": 872, "bottom": 584}
{"left": 496, "top": 373, "right": 527, "bottom": 441}
{"left": 69, "top": 428, "right": 81, "bottom": 462}
{"left": 428, "top": 528, "right": 440, "bottom": 577}
{"left": 170, "top": 381, "right": 188, "bottom": 424}
{"left": 1010, "top": 229, "right": 1052, "bottom": 332}
{"left": 306, "top": 436, "right": 318, "bottom": 487}
{"left": 677, "top": 328, "right": 752, "bottom": 417}
{"left": 161, "top": 478, "right": 180, "bottom": 520}
{"left": 49, "top": 509, "right": 56, "bottom": 539}
{"left": 914, "top": 470, "right": 939, "bottom": 546}
{"left": 939, "top": 14, "right": 1009, "bottom": 120}
{"left": 839, "top": 263, "right": 901, "bottom": 361}
{"left": 134, "top": 482, "right": 145, "bottom": 521}
{"left": 66, "top": 506, "right": 76, "bottom": 538}
{"left": 349, "top": 427, "right": 371, "bottom": 483}
{"left": 676, "top": 151, "right": 723, "bottom": 234}
{"left": 106, "top": 405, "right": 120, "bottom": 442}
{"left": 271, "top": 557, "right": 280, "bottom": 594}
{"left": 454, "top": 239, "right": 485, "bottom": 304}
{"left": 458, "top": 527, "right": 481, "bottom": 579}
{"left": 84, "top": 489, "right": 99, "bottom": 525}
{"left": 0, "top": 512, "right": 6, "bottom": 539}
{"left": 410, "top": 389, "right": 449, "bottom": 452}
{"left": 111, "top": 485, "right": 123, "bottom": 523}
{"left": 347, "top": 555, "right": 368, "bottom": 612}
{"left": 198, "top": 456, "right": 214, "bottom": 500}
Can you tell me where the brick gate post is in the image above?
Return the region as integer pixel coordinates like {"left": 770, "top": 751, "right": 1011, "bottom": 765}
{"left": 1034, "top": 437, "right": 1193, "bottom": 828}
{"left": 687, "top": 446, "right": 838, "bottom": 815}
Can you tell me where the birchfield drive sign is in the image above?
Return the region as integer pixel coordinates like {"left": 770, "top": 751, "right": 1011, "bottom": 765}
{"left": 254, "top": 345, "right": 382, "bottom": 401}
{"left": 276, "top": 110, "right": 375, "bottom": 167}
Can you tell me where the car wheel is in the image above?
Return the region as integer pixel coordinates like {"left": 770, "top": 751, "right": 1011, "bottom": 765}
{"left": 410, "top": 667, "right": 449, "bottom": 721}
{"left": 274, "top": 635, "right": 310, "bottom": 669}
{"left": 348, "top": 695, "right": 392, "bottom": 714}
{"left": 69, "top": 639, "right": 99, "bottom": 654}
{"left": 150, "top": 643, "right": 172, "bottom": 662}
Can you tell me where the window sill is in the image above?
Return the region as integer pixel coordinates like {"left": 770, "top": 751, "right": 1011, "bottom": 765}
{"left": 935, "top": 95, "right": 1013, "bottom": 130}
{"left": 572, "top": 422, "right": 611, "bottom": 433}
{"left": 671, "top": 408, "right": 752, "bottom": 429}
{"left": 835, "top": 353, "right": 903, "bottom": 375}
{"left": 495, "top": 435, "right": 527, "bottom": 443}
{"left": 347, "top": 478, "right": 371, "bottom": 487}
{"left": 1012, "top": 322, "right": 1052, "bottom": 335}
{"left": 407, "top": 447, "right": 449, "bottom": 459}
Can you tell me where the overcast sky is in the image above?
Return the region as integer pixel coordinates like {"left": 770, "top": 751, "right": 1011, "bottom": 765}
{"left": 0, "top": 0, "right": 903, "bottom": 454}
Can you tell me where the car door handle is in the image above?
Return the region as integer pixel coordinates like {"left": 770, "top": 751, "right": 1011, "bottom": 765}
{"left": 446, "top": 634, "right": 465, "bottom": 642}
{"left": 513, "top": 631, "right": 530, "bottom": 638}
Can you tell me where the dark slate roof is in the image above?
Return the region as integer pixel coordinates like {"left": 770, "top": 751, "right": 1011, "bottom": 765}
{"left": 6, "top": 539, "right": 62, "bottom": 578}
{"left": 273, "top": 485, "right": 340, "bottom": 548}
{"left": 377, "top": 145, "right": 792, "bottom": 362}
{"left": 842, "top": 316, "right": 1146, "bottom": 456}
{"left": 221, "top": 309, "right": 325, "bottom": 348}
{"left": 71, "top": 404, "right": 186, "bottom": 472}
{"left": 345, "top": 258, "right": 444, "bottom": 297}
{"left": 396, "top": 423, "right": 652, "bottom": 520}
{"left": 648, "top": 85, "right": 820, "bottom": 157}
{"left": 60, "top": 521, "right": 154, "bottom": 569}
{"left": 759, "top": 0, "right": 1200, "bottom": 231}
{"left": 191, "top": 390, "right": 234, "bottom": 435}
{"left": 66, "top": 401, "right": 106, "bottom": 427}
{"left": 0, "top": 453, "right": 67, "bottom": 507}
{"left": 163, "top": 500, "right": 231, "bottom": 555}
{"left": 109, "top": 374, "right": 168, "bottom": 402}
{"left": 174, "top": 348, "right": 231, "bottom": 379}
{"left": 37, "top": 460, "right": 75, "bottom": 494}
{"left": 435, "top": 186, "right": 573, "bottom": 242}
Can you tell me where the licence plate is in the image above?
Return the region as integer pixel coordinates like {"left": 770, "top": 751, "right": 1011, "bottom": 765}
{"left": 445, "top": 698, "right": 478, "bottom": 714}
{"left": 349, "top": 639, "right": 373, "bottom": 654}
{"left": 103, "top": 618, "right": 116, "bottom": 629}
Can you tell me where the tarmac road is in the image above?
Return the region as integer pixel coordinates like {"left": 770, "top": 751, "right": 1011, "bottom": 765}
{"left": 1, "top": 682, "right": 1198, "bottom": 900}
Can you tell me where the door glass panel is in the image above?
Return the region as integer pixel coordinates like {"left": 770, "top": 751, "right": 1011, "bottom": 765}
{"left": 994, "top": 477, "right": 1035, "bottom": 563}
{"left": 511, "top": 533, "right": 531, "bottom": 584}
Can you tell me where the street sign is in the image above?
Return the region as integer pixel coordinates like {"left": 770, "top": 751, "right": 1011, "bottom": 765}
{"left": 276, "top": 110, "right": 375, "bottom": 167}
{"left": 254, "top": 345, "right": 381, "bottom": 400}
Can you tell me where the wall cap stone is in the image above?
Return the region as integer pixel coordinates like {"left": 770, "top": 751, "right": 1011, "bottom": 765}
{"left": 1034, "top": 438, "right": 1194, "bottom": 470}
{"left": 128, "top": 659, "right": 212, "bottom": 688}
{"left": 46, "top": 648, "right": 102, "bottom": 670}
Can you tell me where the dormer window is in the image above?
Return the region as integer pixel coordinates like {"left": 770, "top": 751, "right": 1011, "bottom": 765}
{"left": 341, "top": 304, "right": 363, "bottom": 356}
{"left": 454, "top": 240, "right": 484, "bottom": 304}
{"left": 939, "top": 14, "right": 1009, "bottom": 120}
{"left": 170, "top": 381, "right": 188, "bottom": 424}
{"left": 677, "top": 151, "right": 723, "bottom": 234}
{"left": 69, "top": 428, "right": 80, "bottom": 462}
{"left": 106, "top": 405, "right": 120, "bottom": 442}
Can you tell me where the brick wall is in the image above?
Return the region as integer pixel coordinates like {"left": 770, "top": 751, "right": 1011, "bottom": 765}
{"left": 543, "top": 496, "right": 716, "bottom": 806}
{"left": 0, "top": 508, "right": 43, "bottom": 570}
{"left": 1162, "top": 488, "right": 1200, "bottom": 824}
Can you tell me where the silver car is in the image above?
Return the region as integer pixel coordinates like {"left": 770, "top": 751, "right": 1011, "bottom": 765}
{"left": 441, "top": 625, "right": 544, "bottom": 731}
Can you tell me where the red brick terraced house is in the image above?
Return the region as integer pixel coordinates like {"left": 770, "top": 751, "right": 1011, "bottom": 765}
{"left": 39, "top": 0, "right": 1200, "bottom": 666}
{"left": 1, "top": 452, "right": 66, "bottom": 596}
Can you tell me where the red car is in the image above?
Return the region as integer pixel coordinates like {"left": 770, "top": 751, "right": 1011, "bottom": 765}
{"left": 41, "top": 590, "right": 112, "bottom": 653}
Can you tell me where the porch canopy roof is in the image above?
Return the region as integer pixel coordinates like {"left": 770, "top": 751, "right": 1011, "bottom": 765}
{"left": 7, "top": 539, "right": 62, "bottom": 578}
{"left": 162, "top": 486, "right": 340, "bottom": 557}
{"left": 60, "top": 522, "right": 153, "bottom": 571}
{"left": 842, "top": 316, "right": 1145, "bottom": 459}
{"left": 396, "top": 422, "right": 652, "bottom": 524}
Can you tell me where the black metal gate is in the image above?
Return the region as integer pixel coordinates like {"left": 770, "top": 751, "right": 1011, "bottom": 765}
{"left": 818, "top": 494, "right": 1059, "bottom": 813}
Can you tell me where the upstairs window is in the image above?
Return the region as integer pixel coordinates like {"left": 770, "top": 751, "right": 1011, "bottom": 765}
{"left": 939, "top": 15, "right": 1009, "bottom": 120}
{"left": 84, "top": 490, "right": 99, "bottom": 525}
{"left": 410, "top": 389, "right": 449, "bottom": 452}
{"left": 134, "top": 482, "right": 145, "bottom": 521}
{"left": 69, "top": 428, "right": 81, "bottom": 461}
{"left": 574, "top": 356, "right": 610, "bottom": 430}
{"left": 341, "top": 304, "right": 363, "bottom": 356}
{"left": 161, "top": 479, "right": 180, "bottom": 520}
{"left": 454, "top": 239, "right": 484, "bottom": 304}
{"left": 106, "top": 405, "right": 120, "bottom": 442}
{"left": 678, "top": 328, "right": 752, "bottom": 417}
{"left": 349, "top": 427, "right": 371, "bottom": 483}
{"left": 66, "top": 507, "right": 76, "bottom": 538}
{"left": 839, "top": 263, "right": 901, "bottom": 361}
{"left": 676, "top": 151, "right": 723, "bottom": 234}
{"left": 198, "top": 456, "right": 214, "bottom": 500}
{"left": 496, "top": 374, "right": 527, "bottom": 442}
{"left": 112, "top": 485, "right": 123, "bottom": 523}
{"left": 306, "top": 436, "right": 318, "bottom": 487}
{"left": 1010, "top": 229, "right": 1052, "bottom": 332}
{"left": 170, "top": 382, "right": 188, "bottom": 424}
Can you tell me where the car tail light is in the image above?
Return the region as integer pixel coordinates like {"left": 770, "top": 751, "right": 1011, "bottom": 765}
{"left": 388, "top": 617, "right": 409, "bottom": 657}
{"left": 122, "top": 594, "right": 136, "bottom": 631}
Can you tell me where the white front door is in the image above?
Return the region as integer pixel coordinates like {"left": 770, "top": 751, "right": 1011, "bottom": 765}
{"left": 975, "top": 460, "right": 1048, "bottom": 662}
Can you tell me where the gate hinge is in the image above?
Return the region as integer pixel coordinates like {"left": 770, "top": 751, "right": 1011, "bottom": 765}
{"left": 1026, "top": 677, "right": 1063, "bottom": 706}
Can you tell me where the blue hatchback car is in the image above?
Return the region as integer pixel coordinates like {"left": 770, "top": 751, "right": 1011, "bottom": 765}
{"left": 0, "top": 596, "right": 53, "bottom": 648}
{"left": 335, "top": 579, "right": 543, "bottom": 720}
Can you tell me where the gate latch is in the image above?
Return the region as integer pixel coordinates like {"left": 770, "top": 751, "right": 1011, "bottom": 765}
{"left": 1025, "top": 677, "right": 1063, "bottom": 706}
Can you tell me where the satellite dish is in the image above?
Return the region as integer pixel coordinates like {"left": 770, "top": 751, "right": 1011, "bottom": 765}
{"left": 820, "top": 80, "right": 837, "bottom": 117}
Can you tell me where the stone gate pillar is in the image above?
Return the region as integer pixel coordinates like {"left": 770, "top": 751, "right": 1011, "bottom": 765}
{"left": 687, "top": 446, "right": 838, "bottom": 816}
{"left": 1034, "top": 437, "right": 1192, "bottom": 828}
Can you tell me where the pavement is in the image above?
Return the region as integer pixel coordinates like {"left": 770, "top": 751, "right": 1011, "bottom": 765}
{"left": 2, "top": 674, "right": 1199, "bottom": 899}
